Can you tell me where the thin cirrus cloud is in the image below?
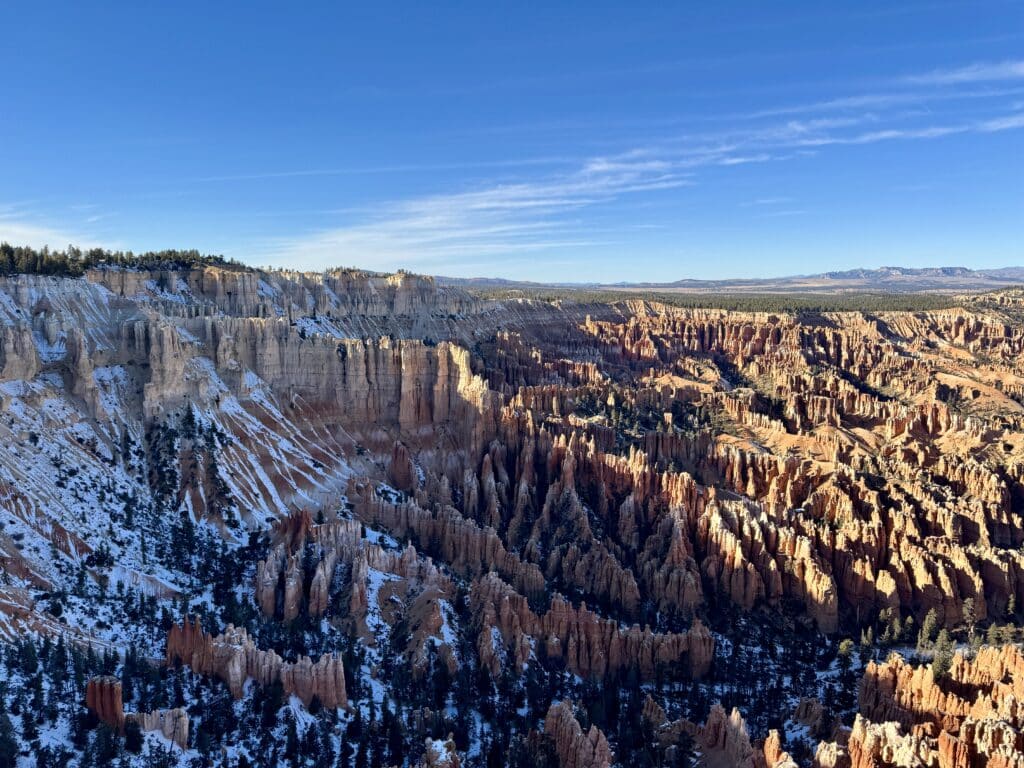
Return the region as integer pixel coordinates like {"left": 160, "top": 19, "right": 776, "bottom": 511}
{"left": 259, "top": 102, "right": 1024, "bottom": 272}
{"left": 257, "top": 163, "right": 694, "bottom": 270}
{"left": 0, "top": 204, "right": 108, "bottom": 252}
{"left": 903, "top": 59, "right": 1024, "bottom": 85}
{"left": 200, "top": 58, "right": 1024, "bottom": 274}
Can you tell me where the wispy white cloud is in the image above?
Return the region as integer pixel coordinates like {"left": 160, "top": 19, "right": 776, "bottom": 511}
{"left": 244, "top": 56, "right": 1024, "bottom": 275}
{"left": 789, "top": 112, "right": 1024, "bottom": 147}
{"left": 979, "top": 112, "right": 1024, "bottom": 131}
{"left": 0, "top": 203, "right": 109, "bottom": 250}
{"left": 256, "top": 162, "right": 693, "bottom": 270}
{"left": 755, "top": 209, "right": 806, "bottom": 218}
{"left": 194, "top": 156, "right": 576, "bottom": 183}
{"left": 904, "top": 59, "right": 1024, "bottom": 85}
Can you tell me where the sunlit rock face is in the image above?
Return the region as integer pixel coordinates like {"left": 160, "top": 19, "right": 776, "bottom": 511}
{"left": 2, "top": 266, "right": 1024, "bottom": 766}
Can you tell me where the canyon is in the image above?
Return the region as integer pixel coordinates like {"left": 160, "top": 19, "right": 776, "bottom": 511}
{"left": 0, "top": 262, "right": 1022, "bottom": 766}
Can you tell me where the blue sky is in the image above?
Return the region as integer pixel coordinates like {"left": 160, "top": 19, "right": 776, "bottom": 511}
{"left": 1, "top": 2, "right": 1022, "bottom": 281}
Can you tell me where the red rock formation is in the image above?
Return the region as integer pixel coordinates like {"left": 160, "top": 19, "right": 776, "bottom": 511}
{"left": 86, "top": 676, "right": 189, "bottom": 748}
{"left": 470, "top": 573, "right": 713, "bottom": 681}
{"left": 166, "top": 618, "right": 347, "bottom": 709}
{"left": 815, "top": 645, "right": 1024, "bottom": 768}
{"left": 642, "top": 697, "right": 795, "bottom": 768}
{"left": 354, "top": 484, "right": 547, "bottom": 602}
{"left": 389, "top": 441, "right": 418, "bottom": 493}
{"left": 85, "top": 676, "right": 125, "bottom": 731}
{"left": 543, "top": 700, "right": 613, "bottom": 768}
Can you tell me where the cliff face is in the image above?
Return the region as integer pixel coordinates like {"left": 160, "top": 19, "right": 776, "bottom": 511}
{"left": 3, "top": 266, "right": 1024, "bottom": 765}
{"left": 166, "top": 618, "right": 348, "bottom": 710}
{"left": 814, "top": 645, "right": 1024, "bottom": 768}
{"left": 543, "top": 701, "right": 614, "bottom": 768}
{"left": 85, "top": 676, "right": 189, "bottom": 749}
{"left": 133, "top": 315, "right": 498, "bottom": 437}
{"left": 87, "top": 266, "right": 484, "bottom": 329}
{"left": 469, "top": 571, "right": 713, "bottom": 681}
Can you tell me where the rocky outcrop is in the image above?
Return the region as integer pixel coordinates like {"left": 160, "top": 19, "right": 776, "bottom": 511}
{"left": 470, "top": 572, "right": 713, "bottom": 681}
{"left": 419, "top": 736, "right": 462, "bottom": 768}
{"left": 130, "top": 708, "right": 190, "bottom": 749}
{"left": 166, "top": 618, "right": 347, "bottom": 709}
{"left": 389, "top": 441, "right": 418, "bottom": 493}
{"left": 85, "top": 676, "right": 125, "bottom": 730}
{"left": 543, "top": 701, "right": 613, "bottom": 768}
{"left": 814, "top": 645, "right": 1024, "bottom": 768}
{"left": 85, "top": 676, "right": 189, "bottom": 748}
{"left": 697, "top": 704, "right": 760, "bottom": 767}
{"left": 354, "top": 484, "right": 547, "bottom": 602}
{"left": 254, "top": 511, "right": 458, "bottom": 673}
{"left": 0, "top": 324, "right": 39, "bottom": 380}
{"left": 642, "top": 697, "right": 794, "bottom": 768}
{"left": 859, "top": 645, "right": 1024, "bottom": 733}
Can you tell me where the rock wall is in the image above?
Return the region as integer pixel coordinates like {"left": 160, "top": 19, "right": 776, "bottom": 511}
{"left": 814, "top": 645, "right": 1024, "bottom": 768}
{"left": 85, "top": 676, "right": 189, "bottom": 749}
{"left": 470, "top": 572, "right": 713, "bottom": 681}
{"left": 85, "top": 675, "right": 125, "bottom": 730}
{"left": 543, "top": 700, "right": 613, "bottom": 768}
{"left": 130, "top": 708, "right": 190, "bottom": 750}
{"left": 166, "top": 618, "right": 348, "bottom": 710}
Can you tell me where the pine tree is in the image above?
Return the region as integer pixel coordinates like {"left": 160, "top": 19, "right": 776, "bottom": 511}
{"left": 124, "top": 720, "right": 144, "bottom": 753}
{"left": 917, "top": 609, "right": 939, "bottom": 652}
{"left": 987, "top": 623, "right": 1001, "bottom": 646}
{"left": 962, "top": 597, "right": 977, "bottom": 639}
{"left": 0, "top": 706, "right": 17, "bottom": 768}
{"left": 932, "top": 629, "right": 954, "bottom": 680}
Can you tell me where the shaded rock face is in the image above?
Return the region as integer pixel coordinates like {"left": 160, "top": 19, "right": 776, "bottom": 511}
{"left": 0, "top": 324, "right": 39, "bottom": 380}
{"left": 166, "top": 618, "right": 348, "bottom": 710}
{"left": 389, "top": 440, "right": 418, "bottom": 493}
{"left": 134, "top": 317, "right": 499, "bottom": 444}
{"left": 5, "top": 268, "right": 1024, "bottom": 765}
{"left": 85, "top": 676, "right": 125, "bottom": 730}
{"left": 642, "top": 698, "right": 794, "bottom": 768}
{"left": 85, "top": 676, "right": 189, "bottom": 749}
{"left": 814, "top": 645, "right": 1024, "bottom": 768}
{"left": 130, "top": 708, "right": 190, "bottom": 750}
{"left": 254, "top": 510, "right": 458, "bottom": 674}
{"left": 543, "top": 701, "right": 613, "bottom": 768}
{"left": 470, "top": 571, "right": 713, "bottom": 681}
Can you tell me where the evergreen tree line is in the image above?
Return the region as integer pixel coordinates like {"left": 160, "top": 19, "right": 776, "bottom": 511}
{"left": 0, "top": 243, "right": 247, "bottom": 277}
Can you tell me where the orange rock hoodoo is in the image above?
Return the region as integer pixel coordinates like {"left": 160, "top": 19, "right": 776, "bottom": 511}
{"left": 166, "top": 618, "right": 348, "bottom": 710}
{"left": 254, "top": 510, "right": 459, "bottom": 674}
{"left": 85, "top": 676, "right": 189, "bottom": 749}
{"left": 470, "top": 572, "right": 713, "bottom": 681}
{"left": 543, "top": 700, "right": 614, "bottom": 768}
{"left": 815, "top": 645, "right": 1024, "bottom": 768}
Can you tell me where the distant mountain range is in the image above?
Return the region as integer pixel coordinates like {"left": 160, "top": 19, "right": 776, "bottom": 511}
{"left": 439, "top": 265, "right": 1024, "bottom": 294}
